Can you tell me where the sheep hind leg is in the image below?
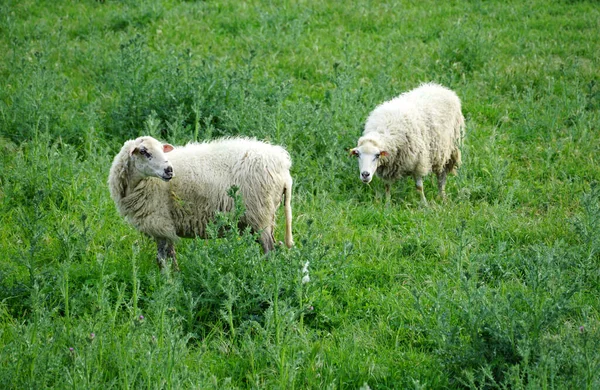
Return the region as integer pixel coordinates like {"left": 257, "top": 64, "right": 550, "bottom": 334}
{"left": 415, "top": 176, "right": 428, "bottom": 205}
{"left": 437, "top": 170, "right": 448, "bottom": 201}
{"left": 156, "top": 238, "right": 179, "bottom": 272}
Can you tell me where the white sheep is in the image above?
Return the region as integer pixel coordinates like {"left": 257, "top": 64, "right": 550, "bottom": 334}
{"left": 108, "top": 136, "right": 293, "bottom": 270}
{"left": 351, "top": 83, "right": 465, "bottom": 203}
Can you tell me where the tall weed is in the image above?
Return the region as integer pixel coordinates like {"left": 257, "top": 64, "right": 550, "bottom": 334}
{"left": 414, "top": 186, "right": 600, "bottom": 387}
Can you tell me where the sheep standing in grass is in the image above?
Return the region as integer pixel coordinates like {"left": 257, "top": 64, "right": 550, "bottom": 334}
{"left": 108, "top": 136, "right": 294, "bottom": 270}
{"left": 351, "top": 83, "right": 465, "bottom": 203}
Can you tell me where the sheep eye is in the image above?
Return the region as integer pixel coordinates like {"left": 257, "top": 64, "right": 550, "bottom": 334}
{"left": 375, "top": 153, "right": 381, "bottom": 159}
{"left": 140, "top": 148, "right": 151, "bottom": 158}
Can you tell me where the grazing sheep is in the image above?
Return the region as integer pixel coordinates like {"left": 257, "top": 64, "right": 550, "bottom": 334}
{"left": 108, "top": 136, "right": 294, "bottom": 270}
{"left": 351, "top": 83, "right": 464, "bottom": 203}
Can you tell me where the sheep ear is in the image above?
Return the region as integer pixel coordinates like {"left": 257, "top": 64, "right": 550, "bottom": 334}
{"left": 128, "top": 146, "right": 138, "bottom": 156}
{"left": 379, "top": 151, "right": 389, "bottom": 157}
{"left": 349, "top": 148, "right": 359, "bottom": 157}
{"left": 163, "top": 144, "right": 174, "bottom": 153}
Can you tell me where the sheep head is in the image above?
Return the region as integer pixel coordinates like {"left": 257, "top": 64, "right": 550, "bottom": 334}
{"left": 128, "top": 136, "right": 175, "bottom": 182}
{"left": 350, "top": 140, "right": 388, "bottom": 184}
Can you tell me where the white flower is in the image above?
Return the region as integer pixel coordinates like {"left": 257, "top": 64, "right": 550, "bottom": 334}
{"left": 302, "top": 261, "right": 310, "bottom": 274}
{"left": 301, "top": 261, "right": 310, "bottom": 284}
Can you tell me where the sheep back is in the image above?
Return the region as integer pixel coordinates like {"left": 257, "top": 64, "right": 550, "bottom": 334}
{"left": 163, "top": 138, "right": 291, "bottom": 239}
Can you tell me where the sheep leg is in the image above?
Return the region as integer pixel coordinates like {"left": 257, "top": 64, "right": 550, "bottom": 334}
{"left": 259, "top": 227, "right": 276, "bottom": 254}
{"left": 437, "top": 170, "right": 448, "bottom": 200}
{"left": 156, "top": 238, "right": 179, "bottom": 272}
{"left": 169, "top": 244, "right": 179, "bottom": 271}
{"left": 385, "top": 183, "right": 391, "bottom": 206}
{"left": 415, "top": 176, "right": 427, "bottom": 205}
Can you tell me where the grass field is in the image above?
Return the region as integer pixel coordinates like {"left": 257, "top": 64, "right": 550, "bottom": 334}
{"left": 1, "top": 0, "right": 600, "bottom": 388}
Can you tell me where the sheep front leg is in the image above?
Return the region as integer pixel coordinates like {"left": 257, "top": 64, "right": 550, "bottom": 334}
{"left": 415, "top": 176, "right": 427, "bottom": 205}
{"left": 437, "top": 170, "right": 448, "bottom": 200}
{"left": 156, "top": 238, "right": 179, "bottom": 272}
{"left": 259, "top": 227, "right": 276, "bottom": 254}
{"left": 385, "top": 183, "right": 391, "bottom": 206}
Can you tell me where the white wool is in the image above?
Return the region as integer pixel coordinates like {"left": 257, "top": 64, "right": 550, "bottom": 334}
{"left": 108, "top": 136, "right": 293, "bottom": 270}
{"left": 352, "top": 83, "right": 465, "bottom": 202}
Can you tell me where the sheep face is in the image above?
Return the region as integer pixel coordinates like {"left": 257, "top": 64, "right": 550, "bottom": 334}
{"left": 129, "top": 137, "right": 175, "bottom": 181}
{"left": 350, "top": 144, "right": 388, "bottom": 184}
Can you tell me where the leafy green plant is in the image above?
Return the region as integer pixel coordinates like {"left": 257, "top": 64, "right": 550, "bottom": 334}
{"left": 1, "top": 0, "right": 600, "bottom": 388}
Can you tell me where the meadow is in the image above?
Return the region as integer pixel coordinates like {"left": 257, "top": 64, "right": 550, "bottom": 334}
{"left": 1, "top": 0, "right": 599, "bottom": 388}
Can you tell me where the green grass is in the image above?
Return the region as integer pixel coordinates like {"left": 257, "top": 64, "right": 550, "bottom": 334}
{"left": 1, "top": 0, "right": 600, "bottom": 388}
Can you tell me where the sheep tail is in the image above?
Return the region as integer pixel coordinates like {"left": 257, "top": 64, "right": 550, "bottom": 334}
{"left": 283, "top": 174, "right": 294, "bottom": 248}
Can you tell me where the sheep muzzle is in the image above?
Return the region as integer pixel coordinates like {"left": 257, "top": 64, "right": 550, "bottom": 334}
{"left": 161, "top": 166, "right": 174, "bottom": 181}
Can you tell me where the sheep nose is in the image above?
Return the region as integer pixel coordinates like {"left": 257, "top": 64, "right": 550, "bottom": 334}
{"left": 164, "top": 166, "right": 173, "bottom": 178}
{"left": 361, "top": 171, "right": 370, "bottom": 179}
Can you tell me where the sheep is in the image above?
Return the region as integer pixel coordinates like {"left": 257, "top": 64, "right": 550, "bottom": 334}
{"left": 108, "top": 136, "right": 294, "bottom": 271}
{"left": 350, "top": 83, "right": 464, "bottom": 204}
